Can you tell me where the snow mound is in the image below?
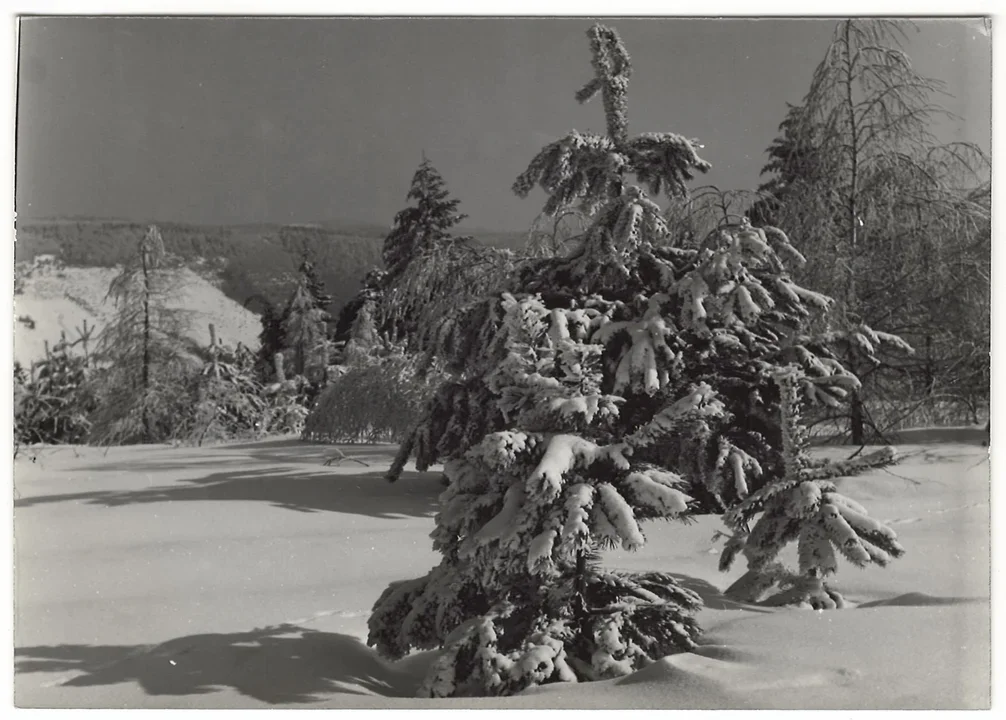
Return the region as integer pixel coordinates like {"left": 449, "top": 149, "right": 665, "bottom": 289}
{"left": 856, "top": 592, "right": 986, "bottom": 608}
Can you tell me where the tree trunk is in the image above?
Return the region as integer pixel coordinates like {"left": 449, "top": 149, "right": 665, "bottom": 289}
{"left": 924, "top": 334, "right": 934, "bottom": 393}
{"left": 573, "top": 550, "right": 590, "bottom": 643}
{"left": 141, "top": 243, "right": 152, "bottom": 442}
{"left": 842, "top": 20, "right": 860, "bottom": 324}
{"left": 320, "top": 339, "right": 330, "bottom": 385}
{"left": 209, "top": 323, "right": 220, "bottom": 378}
{"left": 850, "top": 390, "right": 865, "bottom": 446}
{"left": 842, "top": 20, "right": 864, "bottom": 449}
{"left": 80, "top": 319, "right": 91, "bottom": 366}
{"left": 274, "top": 352, "right": 286, "bottom": 383}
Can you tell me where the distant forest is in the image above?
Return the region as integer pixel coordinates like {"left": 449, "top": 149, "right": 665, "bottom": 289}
{"left": 14, "top": 218, "right": 526, "bottom": 320}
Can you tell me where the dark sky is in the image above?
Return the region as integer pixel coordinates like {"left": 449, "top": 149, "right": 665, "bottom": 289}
{"left": 15, "top": 17, "right": 991, "bottom": 231}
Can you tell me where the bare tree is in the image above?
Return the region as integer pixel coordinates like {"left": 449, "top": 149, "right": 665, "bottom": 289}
{"left": 90, "top": 225, "right": 195, "bottom": 444}
{"left": 755, "top": 19, "right": 990, "bottom": 441}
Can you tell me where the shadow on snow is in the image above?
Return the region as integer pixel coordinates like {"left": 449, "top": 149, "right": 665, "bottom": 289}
{"left": 15, "top": 624, "right": 424, "bottom": 704}
{"left": 64, "top": 439, "right": 396, "bottom": 474}
{"left": 14, "top": 467, "right": 443, "bottom": 519}
{"left": 663, "top": 573, "right": 774, "bottom": 613}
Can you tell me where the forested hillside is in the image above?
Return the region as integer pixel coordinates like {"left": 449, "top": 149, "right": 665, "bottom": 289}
{"left": 15, "top": 218, "right": 527, "bottom": 320}
{"left": 14, "top": 219, "right": 380, "bottom": 318}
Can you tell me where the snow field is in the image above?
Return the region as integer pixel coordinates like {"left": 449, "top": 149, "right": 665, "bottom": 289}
{"left": 13, "top": 434, "right": 990, "bottom": 708}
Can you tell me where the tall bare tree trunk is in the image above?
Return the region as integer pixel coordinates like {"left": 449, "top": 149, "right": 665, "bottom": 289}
{"left": 141, "top": 242, "right": 152, "bottom": 442}
{"left": 841, "top": 21, "right": 866, "bottom": 446}
{"left": 850, "top": 391, "right": 865, "bottom": 446}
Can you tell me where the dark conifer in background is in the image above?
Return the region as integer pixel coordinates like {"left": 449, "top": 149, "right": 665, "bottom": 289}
{"left": 382, "top": 155, "right": 469, "bottom": 281}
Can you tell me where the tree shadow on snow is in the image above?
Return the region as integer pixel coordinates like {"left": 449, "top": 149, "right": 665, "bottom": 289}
{"left": 219, "top": 438, "right": 399, "bottom": 467}
{"left": 666, "top": 573, "right": 772, "bottom": 612}
{"left": 14, "top": 467, "right": 443, "bottom": 519}
{"left": 15, "top": 624, "right": 422, "bottom": 705}
{"left": 70, "top": 457, "right": 256, "bottom": 474}
{"left": 68, "top": 440, "right": 395, "bottom": 475}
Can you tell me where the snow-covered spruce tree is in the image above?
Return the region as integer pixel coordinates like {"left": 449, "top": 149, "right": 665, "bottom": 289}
{"left": 370, "top": 290, "right": 703, "bottom": 697}
{"left": 259, "top": 352, "right": 311, "bottom": 436}
{"left": 717, "top": 365, "right": 904, "bottom": 608}
{"left": 307, "top": 284, "right": 427, "bottom": 444}
{"left": 369, "top": 23, "right": 907, "bottom": 697}
{"left": 14, "top": 332, "right": 96, "bottom": 445}
{"left": 282, "top": 270, "right": 331, "bottom": 389}
{"left": 342, "top": 278, "right": 383, "bottom": 355}
{"left": 188, "top": 325, "right": 266, "bottom": 445}
{"left": 332, "top": 161, "right": 513, "bottom": 463}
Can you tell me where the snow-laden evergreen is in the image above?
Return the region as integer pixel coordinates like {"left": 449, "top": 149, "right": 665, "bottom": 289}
{"left": 369, "top": 22, "right": 905, "bottom": 697}
{"left": 369, "top": 292, "right": 703, "bottom": 696}
{"left": 719, "top": 367, "right": 903, "bottom": 608}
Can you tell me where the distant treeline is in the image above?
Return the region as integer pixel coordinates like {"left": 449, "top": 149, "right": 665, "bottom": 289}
{"left": 15, "top": 218, "right": 526, "bottom": 320}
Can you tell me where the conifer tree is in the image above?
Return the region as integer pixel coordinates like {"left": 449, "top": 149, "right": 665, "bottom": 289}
{"left": 747, "top": 103, "right": 821, "bottom": 228}
{"left": 346, "top": 294, "right": 382, "bottom": 352}
{"left": 14, "top": 332, "right": 95, "bottom": 445}
{"left": 333, "top": 268, "right": 383, "bottom": 346}
{"left": 326, "top": 162, "right": 512, "bottom": 453}
{"left": 189, "top": 326, "right": 265, "bottom": 444}
{"left": 369, "top": 23, "right": 906, "bottom": 697}
{"left": 298, "top": 258, "right": 333, "bottom": 315}
{"left": 253, "top": 298, "right": 288, "bottom": 383}
{"left": 382, "top": 156, "right": 468, "bottom": 281}
{"left": 89, "top": 225, "right": 195, "bottom": 444}
{"left": 282, "top": 270, "right": 331, "bottom": 386}
{"left": 340, "top": 157, "right": 502, "bottom": 355}
{"left": 718, "top": 366, "right": 903, "bottom": 608}
{"left": 260, "top": 351, "right": 311, "bottom": 435}
{"left": 750, "top": 20, "right": 990, "bottom": 439}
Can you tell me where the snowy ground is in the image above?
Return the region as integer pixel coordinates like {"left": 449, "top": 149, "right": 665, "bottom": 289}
{"left": 13, "top": 431, "right": 990, "bottom": 709}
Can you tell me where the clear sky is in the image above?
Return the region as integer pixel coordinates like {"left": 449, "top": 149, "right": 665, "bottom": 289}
{"left": 15, "top": 16, "right": 991, "bottom": 232}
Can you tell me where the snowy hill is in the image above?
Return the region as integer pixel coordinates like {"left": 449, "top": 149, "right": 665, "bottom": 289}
{"left": 13, "top": 256, "right": 262, "bottom": 369}
{"left": 12, "top": 433, "right": 990, "bottom": 708}
{"left": 14, "top": 217, "right": 525, "bottom": 324}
